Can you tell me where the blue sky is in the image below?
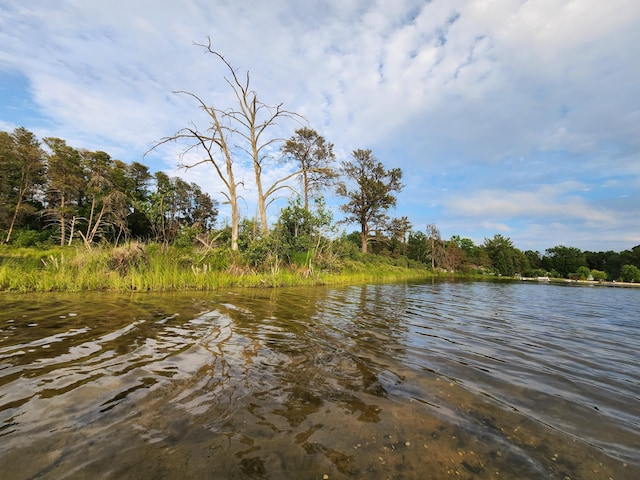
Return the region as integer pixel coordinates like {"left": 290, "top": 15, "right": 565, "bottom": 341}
{"left": 1, "top": 0, "right": 639, "bottom": 252}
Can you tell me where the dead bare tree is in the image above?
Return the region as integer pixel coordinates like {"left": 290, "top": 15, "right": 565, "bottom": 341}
{"left": 198, "top": 39, "right": 304, "bottom": 234}
{"left": 148, "top": 38, "right": 303, "bottom": 247}
{"left": 148, "top": 89, "right": 241, "bottom": 250}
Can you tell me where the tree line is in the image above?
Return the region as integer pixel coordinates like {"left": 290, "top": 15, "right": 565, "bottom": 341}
{"left": 2, "top": 124, "right": 639, "bottom": 282}
{"left": 2, "top": 41, "right": 639, "bottom": 282}
{"left": 0, "top": 127, "right": 217, "bottom": 248}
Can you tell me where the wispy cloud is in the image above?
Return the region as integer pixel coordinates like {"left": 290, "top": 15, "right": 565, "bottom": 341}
{"left": 0, "top": 0, "right": 639, "bottom": 251}
{"left": 447, "top": 183, "right": 616, "bottom": 224}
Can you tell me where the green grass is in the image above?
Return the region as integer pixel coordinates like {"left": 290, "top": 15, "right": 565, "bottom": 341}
{"left": 0, "top": 243, "right": 435, "bottom": 293}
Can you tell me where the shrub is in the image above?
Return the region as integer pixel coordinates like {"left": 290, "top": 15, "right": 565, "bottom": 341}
{"left": 620, "top": 264, "right": 640, "bottom": 283}
{"left": 108, "top": 242, "right": 147, "bottom": 274}
{"left": 11, "top": 229, "right": 54, "bottom": 247}
{"left": 576, "top": 266, "right": 591, "bottom": 280}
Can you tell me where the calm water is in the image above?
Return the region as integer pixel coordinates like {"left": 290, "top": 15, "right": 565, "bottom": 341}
{"left": 0, "top": 281, "right": 638, "bottom": 479}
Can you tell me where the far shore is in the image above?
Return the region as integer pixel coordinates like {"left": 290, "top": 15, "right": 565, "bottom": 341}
{"left": 521, "top": 276, "right": 640, "bottom": 288}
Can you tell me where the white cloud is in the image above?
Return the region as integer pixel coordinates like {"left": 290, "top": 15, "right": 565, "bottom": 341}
{"left": 0, "top": 0, "right": 639, "bottom": 251}
{"left": 447, "top": 183, "right": 616, "bottom": 224}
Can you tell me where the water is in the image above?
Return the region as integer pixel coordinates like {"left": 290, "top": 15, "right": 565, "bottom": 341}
{"left": 0, "top": 281, "right": 638, "bottom": 479}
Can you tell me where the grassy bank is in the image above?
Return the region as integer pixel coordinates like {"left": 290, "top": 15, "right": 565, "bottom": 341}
{"left": 0, "top": 243, "right": 436, "bottom": 293}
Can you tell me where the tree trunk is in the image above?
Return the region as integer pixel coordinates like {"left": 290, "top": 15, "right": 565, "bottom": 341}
{"left": 223, "top": 147, "right": 239, "bottom": 251}
{"left": 431, "top": 236, "right": 435, "bottom": 269}
{"left": 254, "top": 165, "right": 268, "bottom": 234}
{"left": 5, "top": 195, "right": 23, "bottom": 244}
{"left": 5, "top": 173, "right": 29, "bottom": 243}
{"left": 361, "top": 224, "right": 368, "bottom": 254}
{"left": 302, "top": 170, "right": 309, "bottom": 212}
{"left": 59, "top": 194, "right": 66, "bottom": 246}
{"left": 68, "top": 216, "right": 76, "bottom": 246}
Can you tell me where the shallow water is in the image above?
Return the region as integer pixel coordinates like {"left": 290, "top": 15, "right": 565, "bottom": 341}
{"left": 0, "top": 280, "right": 638, "bottom": 479}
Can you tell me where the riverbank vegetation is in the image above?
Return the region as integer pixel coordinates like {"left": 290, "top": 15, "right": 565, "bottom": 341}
{"left": 0, "top": 241, "right": 436, "bottom": 292}
{"left": 2, "top": 43, "right": 639, "bottom": 291}
{"left": 2, "top": 127, "right": 640, "bottom": 293}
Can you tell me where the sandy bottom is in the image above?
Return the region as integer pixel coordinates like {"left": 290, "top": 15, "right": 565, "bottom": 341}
{"left": 2, "top": 370, "right": 634, "bottom": 480}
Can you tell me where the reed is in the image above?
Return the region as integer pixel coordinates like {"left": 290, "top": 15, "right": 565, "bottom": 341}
{"left": 0, "top": 243, "right": 434, "bottom": 293}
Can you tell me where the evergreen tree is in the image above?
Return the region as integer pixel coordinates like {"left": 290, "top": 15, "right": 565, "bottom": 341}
{"left": 336, "top": 149, "right": 403, "bottom": 253}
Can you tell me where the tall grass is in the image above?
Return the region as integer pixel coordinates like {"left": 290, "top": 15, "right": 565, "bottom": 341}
{"left": 0, "top": 243, "right": 434, "bottom": 293}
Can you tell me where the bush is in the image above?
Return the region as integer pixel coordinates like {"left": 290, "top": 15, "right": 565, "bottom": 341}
{"left": 576, "top": 266, "right": 591, "bottom": 280}
{"left": 333, "top": 235, "right": 363, "bottom": 261}
{"left": 11, "top": 229, "right": 54, "bottom": 247}
{"left": 620, "top": 264, "right": 640, "bottom": 283}
{"left": 108, "top": 242, "right": 147, "bottom": 274}
{"left": 199, "top": 247, "right": 231, "bottom": 270}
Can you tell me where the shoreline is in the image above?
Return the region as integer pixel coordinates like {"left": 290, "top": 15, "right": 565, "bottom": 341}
{"left": 521, "top": 277, "right": 640, "bottom": 288}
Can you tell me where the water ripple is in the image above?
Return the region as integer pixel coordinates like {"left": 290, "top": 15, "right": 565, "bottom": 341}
{"left": 0, "top": 284, "right": 638, "bottom": 479}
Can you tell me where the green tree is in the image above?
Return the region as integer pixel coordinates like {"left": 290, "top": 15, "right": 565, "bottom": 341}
{"left": 121, "top": 161, "right": 153, "bottom": 239}
{"left": 336, "top": 149, "right": 403, "bottom": 253}
{"left": 407, "top": 231, "right": 428, "bottom": 264}
{"left": 576, "top": 265, "right": 591, "bottom": 280}
{"left": 451, "top": 236, "right": 475, "bottom": 256}
{"left": 44, "top": 138, "right": 85, "bottom": 245}
{"left": 282, "top": 127, "right": 336, "bottom": 211}
{"left": 483, "top": 234, "right": 524, "bottom": 276}
{"left": 524, "top": 250, "right": 542, "bottom": 270}
{"left": 620, "top": 264, "right": 640, "bottom": 283}
{"left": 387, "top": 216, "right": 412, "bottom": 244}
{"left": 543, "top": 245, "right": 586, "bottom": 278}
{"left": 272, "top": 196, "right": 333, "bottom": 268}
{"left": 141, "top": 172, "right": 218, "bottom": 245}
{"left": 140, "top": 172, "right": 173, "bottom": 244}
{"left": 1, "top": 128, "right": 46, "bottom": 243}
{"left": 76, "top": 150, "right": 130, "bottom": 246}
{"left": 585, "top": 250, "right": 623, "bottom": 280}
{"left": 383, "top": 216, "right": 413, "bottom": 258}
{"left": 407, "top": 231, "right": 429, "bottom": 264}
{"left": 620, "top": 245, "right": 640, "bottom": 269}
{"left": 425, "top": 223, "right": 446, "bottom": 270}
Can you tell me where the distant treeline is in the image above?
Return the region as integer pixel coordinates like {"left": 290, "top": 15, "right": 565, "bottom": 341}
{"left": 1, "top": 127, "right": 639, "bottom": 282}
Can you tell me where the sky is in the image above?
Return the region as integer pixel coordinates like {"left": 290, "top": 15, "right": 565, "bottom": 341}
{"left": 1, "top": 0, "right": 639, "bottom": 253}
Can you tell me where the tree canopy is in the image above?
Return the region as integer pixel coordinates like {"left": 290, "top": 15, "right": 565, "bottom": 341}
{"left": 282, "top": 127, "right": 336, "bottom": 211}
{"left": 2, "top": 125, "right": 639, "bottom": 284}
{"left": 336, "top": 149, "right": 403, "bottom": 253}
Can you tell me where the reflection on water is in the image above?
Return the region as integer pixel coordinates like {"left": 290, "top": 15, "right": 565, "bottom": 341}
{"left": 0, "top": 281, "right": 638, "bottom": 479}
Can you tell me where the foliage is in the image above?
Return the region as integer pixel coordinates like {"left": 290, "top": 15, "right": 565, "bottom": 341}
{"left": 140, "top": 172, "right": 218, "bottom": 245}
{"left": 10, "top": 229, "right": 54, "bottom": 248}
{"left": 407, "top": 231, "right": 428, "bottom": 264}
{"left": 620, "top": 264, "right": 640, "bottom": 283}
{"left": 2, "top": 129, "right": 640, "bottom": 288}
{"left": 336, "top": 149, "right": 403, "bottom": 253}
{"left": 43, "top": 137, "right": 85, "bottom": 246}
{"left": 483, "top": 234, "right": 526, "bottom": 276}
{"left": 576, "top": 266, "right": 591, "bottom": 280}
{"left": 282, "top": 127, "right": 337, "bottom": 211}
{"left": 0, "top": 128, "right": 46, "bottom": 243}
{"left": 238, "top": 196, "right": 335, "bottom": 274}
{"left": 542, "top": 245, "right": 586, "bottom": 278}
